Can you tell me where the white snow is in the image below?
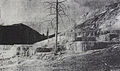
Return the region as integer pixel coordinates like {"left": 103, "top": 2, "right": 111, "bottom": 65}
{"left": 0, "top": 45, "right": 20, "bottom": 59}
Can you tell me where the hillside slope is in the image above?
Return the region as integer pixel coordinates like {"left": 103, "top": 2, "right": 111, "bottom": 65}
{"left": 75, "top": 2, "right": 120, "bottom": 36}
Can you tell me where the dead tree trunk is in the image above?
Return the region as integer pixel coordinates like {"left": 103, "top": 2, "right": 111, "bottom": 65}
{"left": 55, "top": 0, "right": 59, "bottom": 53}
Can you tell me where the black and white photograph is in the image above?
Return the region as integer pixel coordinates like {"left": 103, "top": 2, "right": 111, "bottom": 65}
{"left": 0, "top": 0, "right": 120, "bottom": 71}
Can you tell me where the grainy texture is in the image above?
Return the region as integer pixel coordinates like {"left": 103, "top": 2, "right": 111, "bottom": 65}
{"left": 0, "top": 0, "right": 120, "bottom": 71}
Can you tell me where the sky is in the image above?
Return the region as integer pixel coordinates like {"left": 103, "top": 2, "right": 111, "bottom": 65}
{"left": 0, "top": 0, "right": 70, "bottom": 25}
{"left": 0, "top": 0, "right": 49, "bottom": 25}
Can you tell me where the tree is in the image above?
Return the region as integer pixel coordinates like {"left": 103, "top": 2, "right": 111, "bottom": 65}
{"left": 43, "top": 0, "right": 69, "bottom": 54}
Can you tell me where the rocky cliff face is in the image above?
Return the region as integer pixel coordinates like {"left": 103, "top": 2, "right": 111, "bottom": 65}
{"left": 75, "top": 1, "right": 120, "bottom": 36}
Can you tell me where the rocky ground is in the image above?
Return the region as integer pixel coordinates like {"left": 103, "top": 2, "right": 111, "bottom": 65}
{"left": 1, "top": 44, "right": 120, "bottom": 71}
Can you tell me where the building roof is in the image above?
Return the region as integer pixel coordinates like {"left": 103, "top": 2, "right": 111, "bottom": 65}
{"left": 0, "top": 23, "right": 47, "bottom": 44}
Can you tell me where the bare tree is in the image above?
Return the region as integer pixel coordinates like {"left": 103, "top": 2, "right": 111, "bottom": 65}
{"left": 43, "top": 0, "right": 69, "bottom": 54}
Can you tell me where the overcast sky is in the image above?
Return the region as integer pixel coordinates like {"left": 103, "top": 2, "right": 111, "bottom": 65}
{"left": 0, "top": 0, "right": 48, "bottom": 25}
{"left": 0, "top": 0, "right": 71, "bottom": 25}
